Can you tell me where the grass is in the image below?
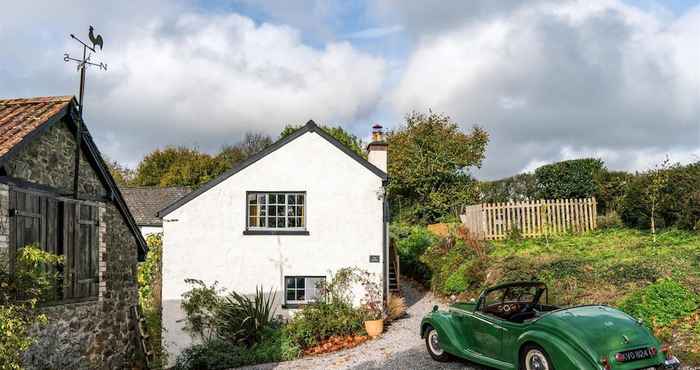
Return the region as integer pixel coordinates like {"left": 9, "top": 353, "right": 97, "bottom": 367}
{"left": 482, "top": 228, "right": 700, "bottom": 364}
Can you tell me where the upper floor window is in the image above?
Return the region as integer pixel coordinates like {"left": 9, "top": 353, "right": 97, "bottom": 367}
{"left": 247, "top": 192, "right": 305, "bottom": 230}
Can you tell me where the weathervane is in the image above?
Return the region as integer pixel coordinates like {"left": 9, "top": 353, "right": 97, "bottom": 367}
{"left": 64, "top": 25, "right": 107, "bottom": 197}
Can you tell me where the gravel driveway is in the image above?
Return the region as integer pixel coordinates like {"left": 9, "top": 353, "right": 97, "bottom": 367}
{"left": 239, "top": 282, "right": 489, "bottom": 370}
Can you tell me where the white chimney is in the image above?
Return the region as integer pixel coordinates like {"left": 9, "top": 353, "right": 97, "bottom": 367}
{"left": 367, "top": 124, "right": 387, "bottom": 173}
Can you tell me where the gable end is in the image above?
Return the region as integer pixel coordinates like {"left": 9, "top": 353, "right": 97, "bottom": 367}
{"left": 158, "top": 120, "right": 387, "bottom": 217}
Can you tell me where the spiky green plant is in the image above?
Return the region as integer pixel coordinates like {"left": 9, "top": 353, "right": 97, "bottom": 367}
{"left": 214, "top": 286, "right": 276, "bottom": 345}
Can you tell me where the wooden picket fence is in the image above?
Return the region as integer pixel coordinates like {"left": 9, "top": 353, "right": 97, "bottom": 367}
{"left": 460, "top": 198, "right": 597, "bottom": 240}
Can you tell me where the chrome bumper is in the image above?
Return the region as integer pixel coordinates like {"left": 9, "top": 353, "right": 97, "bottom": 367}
{"left": 661, "top": 356, "right": 680, "bottom": 370}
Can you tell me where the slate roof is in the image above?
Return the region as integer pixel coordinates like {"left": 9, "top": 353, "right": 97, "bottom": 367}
{"left": 0, "top": 96, "right": 73, "bottom": 158}
{"left": 122, "top": 187, "right": 191, "bottom": 227}
{"left": 159, "top": 120, "right": 388, "bottom": 217}
{"left": 0, "top": 96, "right": 148, "bottom": 260}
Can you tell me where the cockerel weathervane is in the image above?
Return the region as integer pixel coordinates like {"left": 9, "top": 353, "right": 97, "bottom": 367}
{"left": 64, "top": 25, "right": 108, "bottom": 197}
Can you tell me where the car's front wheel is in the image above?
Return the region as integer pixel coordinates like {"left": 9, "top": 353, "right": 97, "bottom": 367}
{"left": 521, "top": 344, "right": 554, "bottom": 370}
{"left": 425, "top": 326, "right": 450, "bottom": 362}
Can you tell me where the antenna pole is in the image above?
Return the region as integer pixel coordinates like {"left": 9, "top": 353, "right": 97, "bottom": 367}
{"left": 73, "top": 44, "right": 86, "bottom": 197}
{"left": 65, "top": 26, "right": 106, "bottom": 198}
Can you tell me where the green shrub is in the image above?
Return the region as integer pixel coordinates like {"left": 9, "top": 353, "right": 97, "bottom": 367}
{"left": 283, "top": 268, "right": 370, "bottom": 349}
{"left": 283, "top": 301, "right": 364, "bottom": 349}
{"left": 0, "top": 245, "right": 62, "bottom": 370}
{"left": 597, "top": 211, "right": 623, "bottom": 229}
{"left": 479, "top": 173, "right": 536, "bottom": 203}
{"left": 594, "top": 170, "right": 632, "bottom": 215}
{"left": 444, "top": 265, "right": 470, "bottom": 294}
{"left": 618, "top": 279, "right": 699, "bottom": 327}
{"left": 174, "top": 329, "right": 300, "bottom": 370}
{"left": 215, "top": 287, "right": 276, "bottom": 345}
{"left": 420, "top": 226, "right": 489, "bottom": 295}
{"left": 620, "top": 162, "right": 700, "bottom": 231}
{"left": 137, "top": 233, "right": 166, "bottom": 367}
{"left": 391, "top": 224, "right": 435, "bottom": 284}
{"left": 180, "top": 279, "right": 225, "bottom": 342}
{"left": 534, "top": 158, "right": 604, "bottom": 199}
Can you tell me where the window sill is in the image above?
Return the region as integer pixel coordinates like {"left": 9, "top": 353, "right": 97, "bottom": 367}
{"left": 282, "top": 303, "right": 308, "bottom": 309}
{"left": 243, "top": 230, "right": 310, "bottom": 236}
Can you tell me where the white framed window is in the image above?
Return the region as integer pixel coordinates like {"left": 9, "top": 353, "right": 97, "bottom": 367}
{"left": 247, "top": 192, "right": 305, "bottom": 230}
{"left": 285, "top": 276, "right": 325, "bottom": 305}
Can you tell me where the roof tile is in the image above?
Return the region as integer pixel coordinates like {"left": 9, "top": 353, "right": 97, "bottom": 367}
{"left": 0, "top": 96, "right": 73, "bottom": 158}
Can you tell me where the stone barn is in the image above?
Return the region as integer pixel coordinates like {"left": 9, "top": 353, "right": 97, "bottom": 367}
{"left": 0, "top": 96, "right": 147, "bottom": 369}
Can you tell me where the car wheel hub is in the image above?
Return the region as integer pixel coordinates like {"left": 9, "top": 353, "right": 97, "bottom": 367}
{"left": 525, "top": 350, "right": 549, "bottom": 370}
{"left": 428, "top": 330, "right": 444, "bottom": 356}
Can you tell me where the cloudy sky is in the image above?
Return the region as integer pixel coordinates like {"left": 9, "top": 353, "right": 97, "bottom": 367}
{"left": 1, "top": 0, "right": 698, "bottom": 179}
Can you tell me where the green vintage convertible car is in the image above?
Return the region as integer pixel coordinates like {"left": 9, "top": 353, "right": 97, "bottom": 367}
{"left": 421, "top": 281, "right": 681, "bottom": 370}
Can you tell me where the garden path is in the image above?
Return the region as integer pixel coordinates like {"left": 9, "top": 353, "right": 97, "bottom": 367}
{"left": 238, "top": 281, "right": 488, "bottom": 370}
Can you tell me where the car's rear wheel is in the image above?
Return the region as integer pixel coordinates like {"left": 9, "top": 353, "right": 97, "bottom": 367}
{"left": 521, "top": 344, "right": 554, "bottom": 370}
{"left": 425, "top": 326, "right": 450, "bottom": 362}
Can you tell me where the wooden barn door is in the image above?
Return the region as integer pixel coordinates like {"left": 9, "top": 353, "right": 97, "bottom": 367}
{"left": 63, "top": 202, "right": 99, "bottom": 299}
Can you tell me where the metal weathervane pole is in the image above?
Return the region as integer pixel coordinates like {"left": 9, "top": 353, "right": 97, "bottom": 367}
{"left": 64, "top": 26, "right": 107, "bottom": 198}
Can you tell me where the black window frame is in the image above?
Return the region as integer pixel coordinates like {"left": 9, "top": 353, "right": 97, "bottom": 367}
{"left": 243, "top": 191, "right": 309, "bottom": 235}
{"left": 282, "top": 275, "right": 326, "bottom": 308}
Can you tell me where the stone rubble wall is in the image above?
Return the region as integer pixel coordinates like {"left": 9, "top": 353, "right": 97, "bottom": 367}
{"left": 2, "top": 119, "right": 143, "bottom": 369}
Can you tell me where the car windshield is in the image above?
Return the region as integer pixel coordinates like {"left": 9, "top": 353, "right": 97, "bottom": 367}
{"left": 481, "top": 283, "right": 544, "bottom": 308}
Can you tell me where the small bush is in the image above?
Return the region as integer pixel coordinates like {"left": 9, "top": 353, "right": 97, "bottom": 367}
{"left": 174, "top": 329, "right": 300, "bottom": 370}
{"left": 391, "top": 224, "right": 435, "bottom": 284}
{"left": 180, "top": 279, "right": 225, "bottom": 342}
{"left": 421, "top": 226, "right": 489, "bottom": 295}
{"left": 284, "top": 268, "right": 367, "bottom": 349}
{"left": 215, "top": 287, "right": 277, "bottom": 345}
{"left": 386, "top": 294, "right": 407, "bottom": 322}
{"left": 597, "top": 211, "right": 623, "bottom": 229}
{"left": 618, "top": 279, "right": 699, "bottom": 327}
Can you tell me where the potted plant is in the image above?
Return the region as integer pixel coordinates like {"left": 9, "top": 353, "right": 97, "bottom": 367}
{"left": 358, "top": 271, "right": 384, "bottom": 338}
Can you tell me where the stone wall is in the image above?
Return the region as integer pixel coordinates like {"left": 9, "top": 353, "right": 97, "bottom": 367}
{"left": 4, "top": 119, "right": 106, "bottom": 196}
{"left": 0, "top": 183, "right": 8, "bottom": 271}
{"left": 1, "top": 118, "right": 143, "bottom": 369}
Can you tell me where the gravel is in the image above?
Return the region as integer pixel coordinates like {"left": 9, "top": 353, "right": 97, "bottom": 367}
{"left": 238, "top": 282, "right": 489, "bottom": 370}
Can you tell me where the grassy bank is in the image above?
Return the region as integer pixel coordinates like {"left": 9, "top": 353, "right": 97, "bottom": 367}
{"left": 398, "top": 227, "right": 700, "bottom": 364}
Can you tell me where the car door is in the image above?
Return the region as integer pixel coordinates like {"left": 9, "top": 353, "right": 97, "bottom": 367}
{"left": 470, "top": 310, "right": 504, "bottom": 359}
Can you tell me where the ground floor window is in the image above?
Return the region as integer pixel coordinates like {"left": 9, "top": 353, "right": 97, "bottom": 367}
{"left": 285, "top": 276, "right": 325, "bottom": 305}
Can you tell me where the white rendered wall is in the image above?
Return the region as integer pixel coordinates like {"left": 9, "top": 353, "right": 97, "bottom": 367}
{"left": 161, "top": 131, "right": 385, "bottom": 364}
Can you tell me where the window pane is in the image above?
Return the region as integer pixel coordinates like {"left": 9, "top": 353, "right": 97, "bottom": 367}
{"left": 297, "top": 217, "right": 304, "bottom": 227}
{"left": 259, "top": 217, "right": 267, "bottom": 227}
{"left": 287, "top": 290, "right": 295, "bottom": 301}
{"left": 296, "top": 277, "right": 305, "bottom": 289}
{"left": 278, "top": 217, "right": 286, "bottom": 228}
{"left": 248, "top": 193, "right": 257, "bottom": 204}
{"left": 249, "top": 205, "right": 258, "bottom": 218}
{"left": 269, "top": 205, "right": 277, "bottom": 217}
{"left": 277, "top": 205, "right": 285, "bottom": 215}
{"left": 296, "top": 290, "right": 305, "bottom": 301}
{"left": 259, "top": 194, "right": 267, "bottom": 205}
{"left": 288, "top": 217, "right": 296, "bottom": 227}
{"left": 297, "top": 195, "right": 304, "bottom": 204}
{"left": 288, "top": 195, "right": 296, "bottom": 205}
{"left": 269, "top": 217, "right": 277, "bottom": 227}
{"left": 288, "top": 206, "right": 296, "bottom": 217}
{"left": 286, "top": 277, "right": 295, "bottom": 289}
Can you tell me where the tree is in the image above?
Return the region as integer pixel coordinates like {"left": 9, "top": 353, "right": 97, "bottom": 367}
{"left": 132, "top": 147, "right": 227, "bottom": 188}
{"left": 216, "top": 132, "right": 273, "bottom": 169}
{"left": 534, "top": 158, "right": 604, "bottom": 199}
{"left": 104, "top": 157, "right": 134, "bottom": 186}
{"left": 646, "top": 157, "right": 670, "bottom": 243}
{"left": 387, "top": 111, "right": 489, "bottom": 224}
{"left": 280, "top": 124, "right": 366, "bottom": 158}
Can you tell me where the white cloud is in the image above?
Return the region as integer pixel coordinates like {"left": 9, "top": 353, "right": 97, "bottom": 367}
{"left": 0, "top": 3, "right": 387, "bottom": 167}
{"left": 388, "top": 0, "right": 700, "bottom": 179}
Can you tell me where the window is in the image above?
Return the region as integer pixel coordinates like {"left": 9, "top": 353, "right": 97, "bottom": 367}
{"left": 8, "top": 188, "right": 99, "bottom": 302}
{"left": 247, "top": 192, "right": 305, "bottom": 230}
{"left": 285, "top": 276, "right": 325, "bottom": 305}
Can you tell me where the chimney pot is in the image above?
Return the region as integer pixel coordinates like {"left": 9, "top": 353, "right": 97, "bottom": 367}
{"left": 367, "top": 123, "right": 388, "bottom": 173}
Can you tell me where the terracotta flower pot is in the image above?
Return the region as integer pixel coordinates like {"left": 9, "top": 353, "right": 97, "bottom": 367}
{"left": 364, "top": 319, "right": 384, "bottom": 338}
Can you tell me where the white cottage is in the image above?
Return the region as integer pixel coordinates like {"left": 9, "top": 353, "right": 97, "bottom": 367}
{"left": 158, "top": 121, "right": 393, "bottom": 362}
